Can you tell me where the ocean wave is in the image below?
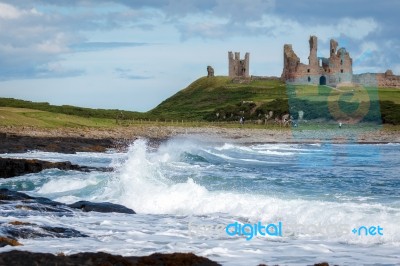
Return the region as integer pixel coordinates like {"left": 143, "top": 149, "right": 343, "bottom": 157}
{"left": 93, "top": 139, "right": 400, "bottom": 245}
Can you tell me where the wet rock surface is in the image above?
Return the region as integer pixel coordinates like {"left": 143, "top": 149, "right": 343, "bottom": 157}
{"left": 68, "top": 200, "right": 136, "bottom": 214}
{"left": 0, "top": 189, "right": 135, "bottom": 247}
{"left": 0, "top": 236, "right": 22, "bottom": 247}
{"left": 0, "top": 133, "right": 115, "bottom": 154}
{"left": 0, "top": 157, "right": 113, "bottom": 178}
{"left": 2, "top": 223, "right": 88, "bottom": 239}
{"left": 0, "top": 188, "right": 135, "bottom": 215}
{"left": 0, "top": 250, "right": 221, "bottom": 266}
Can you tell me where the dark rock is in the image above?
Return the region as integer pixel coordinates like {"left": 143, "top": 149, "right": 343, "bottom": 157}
{"left": 0, "top": 189, "right": 135, "bottom": 243}
{"left": 0, "top": 189, "right": 65, "bottom": 209}
{"left": 0, "top": 188, "right": 33, "bottom": 201}
{"left": 133, "top": 252, "right": 221, "bottom": 266}
{"left": 0, "top": 157, "right": 113, "bottom": 178}
{"left": 0, "top": 250, "right": 221, "bottom": 266}
{"left": 0, "top": 189, "right": 134, "bottom": 215}
{"left": 41, "top": 226, "right": 88, "bottom": 238}
{"left": 0, "top": 135, "right": 115, "bottom": 154}
{"left": 15, "top": 203, "right": 70, "bottom": 213}
{"left": 68, "top": 200, "right": 135, "bottom": 214}
{"left": 3, "top": 225, "right": 88, "bottom": 239}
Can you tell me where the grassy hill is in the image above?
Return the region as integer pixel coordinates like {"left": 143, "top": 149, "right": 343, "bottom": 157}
{"left": 1, "top": 76, "right": 400, "bottom": 127}
{"left": 150, "top": 76, "right": 400, "bottom": 124}
{"left": 149, "top": 76, "right": 287, "bottom": 120}
{"left": 0, "top": 107, "right": 118, "bottom": 128}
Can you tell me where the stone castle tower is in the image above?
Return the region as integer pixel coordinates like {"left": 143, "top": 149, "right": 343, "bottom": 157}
{"left": 228, "top": 52, "right": 250, "bottom": 78}
{"left": 282, "top": 36, "right": 353, "bottom": 86}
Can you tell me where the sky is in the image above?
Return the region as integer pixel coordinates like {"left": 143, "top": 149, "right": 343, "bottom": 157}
{"left": 0, "top": 0, "right": 399, "bottom": 111}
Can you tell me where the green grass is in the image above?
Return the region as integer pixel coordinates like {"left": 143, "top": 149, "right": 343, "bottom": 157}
{"left": 1, "top": 76, "right": 400, "bottom": 126}
{"left": 0, "top": 98, "right": 146, "bottom": 120}
{"left": 0, "top": 107, "right": 116, "bottom": 128}
{"left": 0, "top": 107, "right": 290, "bottom": 129}
{"left": 149, "top": 76, "right": 288, "bottom": 120}
{"left": 377, "top": 88, "right": 400, "bottom": 104}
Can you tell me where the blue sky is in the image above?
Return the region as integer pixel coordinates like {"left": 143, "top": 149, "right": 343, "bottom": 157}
{"left": 0, "top": 0, "right": 399, "bottom": 111}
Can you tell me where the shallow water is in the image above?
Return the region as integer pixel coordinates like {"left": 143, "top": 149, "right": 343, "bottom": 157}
{"left": 0, "top": 137, "right": 399, "bottom": 265}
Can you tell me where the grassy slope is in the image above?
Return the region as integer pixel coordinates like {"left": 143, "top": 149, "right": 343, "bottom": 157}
{"left": 0, "top": 107, "right": 115, "bottom": 128}
{"left": 149, "top": 76, "right": 287, "bottom": 120}
{"left": 0, "top": 98, "right": 145, "bottom": 120}
{"left": 150, "top": 76, "right": 400, "bottom": 123}
{"left": 0, "top": 76, "right": 400, "bottom": 127}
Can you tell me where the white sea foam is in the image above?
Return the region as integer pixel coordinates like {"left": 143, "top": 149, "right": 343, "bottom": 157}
{"left": 37, "top": 175, "right": 101, "bottom": 194}
{"left": 2, "top": 138, "right": 400, "bottom": 265}
{"left": 95, "top": 139, "right": 400, "bottom": 246}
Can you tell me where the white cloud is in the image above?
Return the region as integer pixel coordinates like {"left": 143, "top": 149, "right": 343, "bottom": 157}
{"left": 0, "top": 0, "right": 398, "bottom": 111}
{"left": 36, "top": 33, "right": 71, "bottom": 54}
{"left": 0, "top": 3, "right": 41, "bottom": 20}
{"left": 336, "top": 17, "right": 379, "bottom": 40}
{"left": 0, "top": 3, "right": 23, "bottom": 19}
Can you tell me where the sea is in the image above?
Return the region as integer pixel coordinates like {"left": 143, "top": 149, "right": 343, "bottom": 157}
{"left": 0, "top": 137, "right": 399, "bottom": 265}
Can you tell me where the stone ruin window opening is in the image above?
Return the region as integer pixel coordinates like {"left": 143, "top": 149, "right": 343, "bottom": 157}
{"left": 308, "top": 76, "right": 311, "bottom": 82}
{"left": 341, "top": 69, "right": 343, "bottom": 73}
{"left": 340, "top": 59, "right": 343, "bottom": 65}
{"left": 307, "top": 69, "right": 310, "bottom": 73}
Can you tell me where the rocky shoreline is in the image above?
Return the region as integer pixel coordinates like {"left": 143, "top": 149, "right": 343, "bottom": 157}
{"left": 0, "top": 250, "right": 335, "bottom": 266}
{"left": 0, "top": 157, "right": 112, "bottom": 178}
{"left": 0, "top": 125, "right": 399, "bottom": 154}
{"left": 0, "top": 189, "right": 334, "bottom": 266}
{"left": 0, "top": 188, "right": 135, "bottom": 247}
{"left": 0, "top": 125, "right": 395, "bottom": 266}
{"left": 0, "top": 132, "right": 116, "bottom": 154}
{"left": 0, "top": 250, "right": 221, "bottom": 266}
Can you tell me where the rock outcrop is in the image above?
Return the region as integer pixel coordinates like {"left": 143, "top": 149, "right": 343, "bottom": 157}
{"left": 0, "top": 157, "right": 113, "bottom": 178}
{"left": 0, "top": 188, "right": 136, "bottom": 247}
{"left": 0, "top": 188, "right": 135, "bottom": 215}
{"left": 0, "top": 133, "right": 114, "bottom": 154}
{"left": 0, "top": 250, "right": 221, "bottom": 266}
{"left": 68, "top": 201, "right": 135, "bottom": 214}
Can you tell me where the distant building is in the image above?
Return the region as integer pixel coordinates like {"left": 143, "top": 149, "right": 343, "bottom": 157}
{"left": 281, "top": 35, "right": 400, "bottom": 88}
{"left": 281, "top": 36, "right": 352, "bottom": 86}
{"left": 228, "top": 52, "right": 250, "bottom": 78}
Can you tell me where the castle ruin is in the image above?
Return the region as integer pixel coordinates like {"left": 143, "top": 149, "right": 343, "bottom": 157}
{"left": 282, "top": 36, "right": 353, "bottom": 86}
{"left": 224, "top": 36, "right": 400, "bottom": 87}
{"left": 281, "top": 35, "right": 400, "bottom": 87}
{"left": 228, "top": 52, "right": 250, "bottom": 78}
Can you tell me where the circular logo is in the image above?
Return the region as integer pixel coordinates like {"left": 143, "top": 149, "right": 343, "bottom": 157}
{"left": 327, "top": 86, "right": 370, "bottom": 124}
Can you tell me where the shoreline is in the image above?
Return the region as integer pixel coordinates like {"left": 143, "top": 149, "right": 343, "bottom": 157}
{"left": 0, "top": 125, "right": 399, "bottom": 153}
{"left": 1, "top": 126, "right": 398, "bottom": 266}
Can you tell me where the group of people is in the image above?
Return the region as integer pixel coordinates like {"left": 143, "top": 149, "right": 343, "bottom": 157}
{"left": 238, "top": 116, "right": 344, "bottom": 128}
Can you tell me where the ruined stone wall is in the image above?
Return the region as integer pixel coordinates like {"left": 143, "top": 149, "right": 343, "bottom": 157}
{"left": 327, "top": 44, "right": 353, "bottom": 85}
{"left": 352, "top": 73, "right": 379, "bottom": 87}
{"left": 282, "top": 35, "right": 353, "bottom": 86}
{"left": 354, "top": 70, "right": 400, "bottom": 88}
{"left": 308, "top": 36, "right": 318, "bottom": 67}
{"left": 377, "top": 70, "right": 400, "bottom": 87}
{"left": 281, "top": 44, "right": 306, "bottom": 82}
{"left": 228, "top": 51, "right": 250, "bottom": 78}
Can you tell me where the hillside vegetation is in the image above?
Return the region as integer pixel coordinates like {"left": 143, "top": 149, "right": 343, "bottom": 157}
{"left": 150, "top": 76, "right": 400, "bottom": 124}
{"left": 149, "top": 77, "right": 287, "bottom": 120}
{"left": 1, "top": 76, "right": 400, "bottom": 126}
